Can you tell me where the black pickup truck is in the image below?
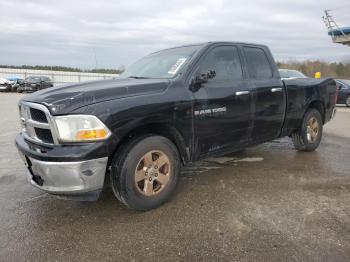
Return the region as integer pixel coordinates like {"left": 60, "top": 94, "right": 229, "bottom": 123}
{"left": 16, "top": 42, "right": 337, "bottom": 210}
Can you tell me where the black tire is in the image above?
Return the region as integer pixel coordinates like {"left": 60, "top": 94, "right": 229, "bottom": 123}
{"left": 110, "top": 135, "right": 180, "bottom": 211}
{"left": 292, "top": 108, "right": 323, "bottom": 152}
{"left": 346, "top": 96, "right": 350, "bottom": 107}
{"left": 11, "top": 86, "right": 17, "bottom": 92}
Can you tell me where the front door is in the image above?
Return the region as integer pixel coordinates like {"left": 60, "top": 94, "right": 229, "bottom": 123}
{"left": 191, "top": 45, "right": 252, "bottom": 156}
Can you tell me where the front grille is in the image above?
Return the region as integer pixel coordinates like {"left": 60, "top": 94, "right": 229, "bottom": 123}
{"left": 34, "top": 128, "right": 54, "bottom": 144}
{"left": 30, "top": 108, "right": 48, "bottom": 123}
{"left": 20, "top": 102, "right": 56, "bottom": 145}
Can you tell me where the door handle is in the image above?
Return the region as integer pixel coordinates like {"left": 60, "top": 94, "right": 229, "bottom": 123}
{"left": 271, "top": 87, "right": 283, "bottom": 92}
{"left": 235, "top": 91, "right": 250, "bottom": 96}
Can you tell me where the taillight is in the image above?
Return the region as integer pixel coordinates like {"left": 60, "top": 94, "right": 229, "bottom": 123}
{"left": 334, "top": 81, "right": 339, "bottom": 103}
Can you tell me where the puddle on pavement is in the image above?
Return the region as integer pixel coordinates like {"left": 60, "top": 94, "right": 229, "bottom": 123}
{"left": 181, "top": 154, "right": 264, "bottom": 177}
{"left": 180, "top": 138, "right": 293, "bottom": 177}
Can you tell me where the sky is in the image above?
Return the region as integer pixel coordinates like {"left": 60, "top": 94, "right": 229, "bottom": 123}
{"left": 0, "top": 0, "right": 349, "bottom": 69}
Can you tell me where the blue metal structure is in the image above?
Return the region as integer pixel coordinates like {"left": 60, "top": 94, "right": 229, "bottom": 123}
{"left": 323, "top": 10, "right": 350, "bottom": 46}
{"left": 7, "top": 76, "right": 23, "bottom": 81}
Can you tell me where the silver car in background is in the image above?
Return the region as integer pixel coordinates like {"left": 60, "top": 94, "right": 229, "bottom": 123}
{"left": 279, "top": 69, "right": 308, "bottom": 80}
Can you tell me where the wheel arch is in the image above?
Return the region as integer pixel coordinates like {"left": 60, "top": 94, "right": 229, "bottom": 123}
{"left": 111, "top": 123, "right": 190, "bottom": 166}
{"left": 306, "top": 100, "right": 325, "bottom": 124}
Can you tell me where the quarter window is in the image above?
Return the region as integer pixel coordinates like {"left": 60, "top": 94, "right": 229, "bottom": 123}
{"left": 244, "top": 47, "right": 273, "bottom": 79}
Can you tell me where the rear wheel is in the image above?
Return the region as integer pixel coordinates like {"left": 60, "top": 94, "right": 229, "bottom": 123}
{"left": 346, "top": 96, "right": 350, "bottom": 107}
{"left": 110, "top": 135, "right": 180, "bottom": 211}
{"left": 292, "top": 108, "right": 323, "bottom": 152}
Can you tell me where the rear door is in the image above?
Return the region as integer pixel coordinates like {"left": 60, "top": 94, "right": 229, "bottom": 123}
{"left": 191, "top": 44, "right": 252, "bottom": 156}
{"left": 242, "top": 46, "right": 286, "bottom": 142}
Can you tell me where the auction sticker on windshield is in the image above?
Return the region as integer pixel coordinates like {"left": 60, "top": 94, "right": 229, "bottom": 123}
{"left": 168, "top": 58, "right": 187, "bottom": 74}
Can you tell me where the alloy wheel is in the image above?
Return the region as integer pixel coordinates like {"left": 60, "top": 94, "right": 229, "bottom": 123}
{"left": 134, "top": 150, "right": 171, "bottom": 196}
{"left": 306, "top": 116, "right": 319, "bottom": 143}
{"left": 346, "top": 96, "right": 350, "bottom": 107}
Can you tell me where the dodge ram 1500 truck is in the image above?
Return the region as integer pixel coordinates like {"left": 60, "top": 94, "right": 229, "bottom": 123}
{"left": 15, "top": 42, "right": 337, "bottom": 211}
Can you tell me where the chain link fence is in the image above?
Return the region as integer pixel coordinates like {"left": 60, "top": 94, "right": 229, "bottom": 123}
{"left": 0, "top": 68, "right": 118, "bottom": 86}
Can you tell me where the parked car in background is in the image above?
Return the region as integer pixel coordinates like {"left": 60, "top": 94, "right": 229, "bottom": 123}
{"left": 336, "top": 79, "right": 350, "bottom": 107}
{"left": 18, "top": 76, "right": 53, "bottom": 93}
{"left": 279, "top": 69, "right": 307, "bottom": 80}
{"left": 7, "top": 76, "right": 24, "bottom": 92}
{"left": 0, "top": 78, "right": 11, "bottom": 92}
{"left": 0, "top": 77, "right": 24, "bottom": 92}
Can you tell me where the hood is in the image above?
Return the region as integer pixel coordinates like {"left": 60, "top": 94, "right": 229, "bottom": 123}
{"left": 25, "top": 81, "right": 40, "bottom": 85}
{"left": 22, "top": 77, "right": 170, "bottom": 115}
{"left": 0, "top": 78, "right": 9, "bottom": 84}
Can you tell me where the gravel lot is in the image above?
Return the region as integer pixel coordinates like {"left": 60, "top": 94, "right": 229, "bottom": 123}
{"left": 0, "top": 93, "right": 349, "bottom": 261}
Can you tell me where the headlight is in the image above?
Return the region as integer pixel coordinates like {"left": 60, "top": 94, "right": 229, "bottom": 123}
{"left": 54, "top": 115, "right": 111, "bottom": 143}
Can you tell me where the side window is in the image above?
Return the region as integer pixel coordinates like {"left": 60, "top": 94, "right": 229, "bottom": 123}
{"left": 244, "top": 47, "right": 273, "bottom": 79}
{"left": 199, "top": 46, "right": 243, "bottom": 83}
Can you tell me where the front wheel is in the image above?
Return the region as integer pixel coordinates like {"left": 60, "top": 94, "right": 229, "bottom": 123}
{"left": 110, "top": 135, "right": 180, "bottom": 211}
{"left": 292, "top": 108, "right": 323, "bottom": 152}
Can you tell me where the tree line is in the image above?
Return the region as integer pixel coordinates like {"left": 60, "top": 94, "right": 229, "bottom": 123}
{"left": 277, "top": 60, "right": 350, "bottom": 79}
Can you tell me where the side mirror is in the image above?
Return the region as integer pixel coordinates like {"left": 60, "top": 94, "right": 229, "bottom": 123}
{"left": 189, "top": 70, "right": 216, "bottom": 92}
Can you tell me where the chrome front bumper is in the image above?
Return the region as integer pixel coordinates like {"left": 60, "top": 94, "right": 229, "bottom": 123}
{"left": 18, "top": 152, "right": 108, "bottom": 195}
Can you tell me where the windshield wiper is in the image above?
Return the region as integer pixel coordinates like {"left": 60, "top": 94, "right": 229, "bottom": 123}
{"left": 127, "top": 76, "right": 152, "bottom": 79}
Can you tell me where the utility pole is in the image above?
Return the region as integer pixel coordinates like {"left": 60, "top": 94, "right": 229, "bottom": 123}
{"left": 93, "top": 47, "right": 98, "bottom": 70}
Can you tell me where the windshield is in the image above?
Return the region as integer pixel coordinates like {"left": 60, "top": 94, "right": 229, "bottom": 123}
{"left": 279, "top": 69, "right": 306, "bottom": 78}
{"left": 120, "top": 45, "right": 202, "bottom": 79}
{"left": 26, "top": 76, "right": 41, "bottom": 82}
{"left": 338, "top": 79, "right": 350, "bottom": 87}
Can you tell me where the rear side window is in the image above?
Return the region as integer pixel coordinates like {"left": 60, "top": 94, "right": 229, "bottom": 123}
{"left": 199, "top": 46, "right": 243, "bottom": 83}
{"left": 244, "top": 47, "right": 273, "bottom": 79}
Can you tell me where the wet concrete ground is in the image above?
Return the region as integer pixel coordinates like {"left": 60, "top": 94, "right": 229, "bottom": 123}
{"left": 0, "top": 93, "right": 349, "bottom": 261}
